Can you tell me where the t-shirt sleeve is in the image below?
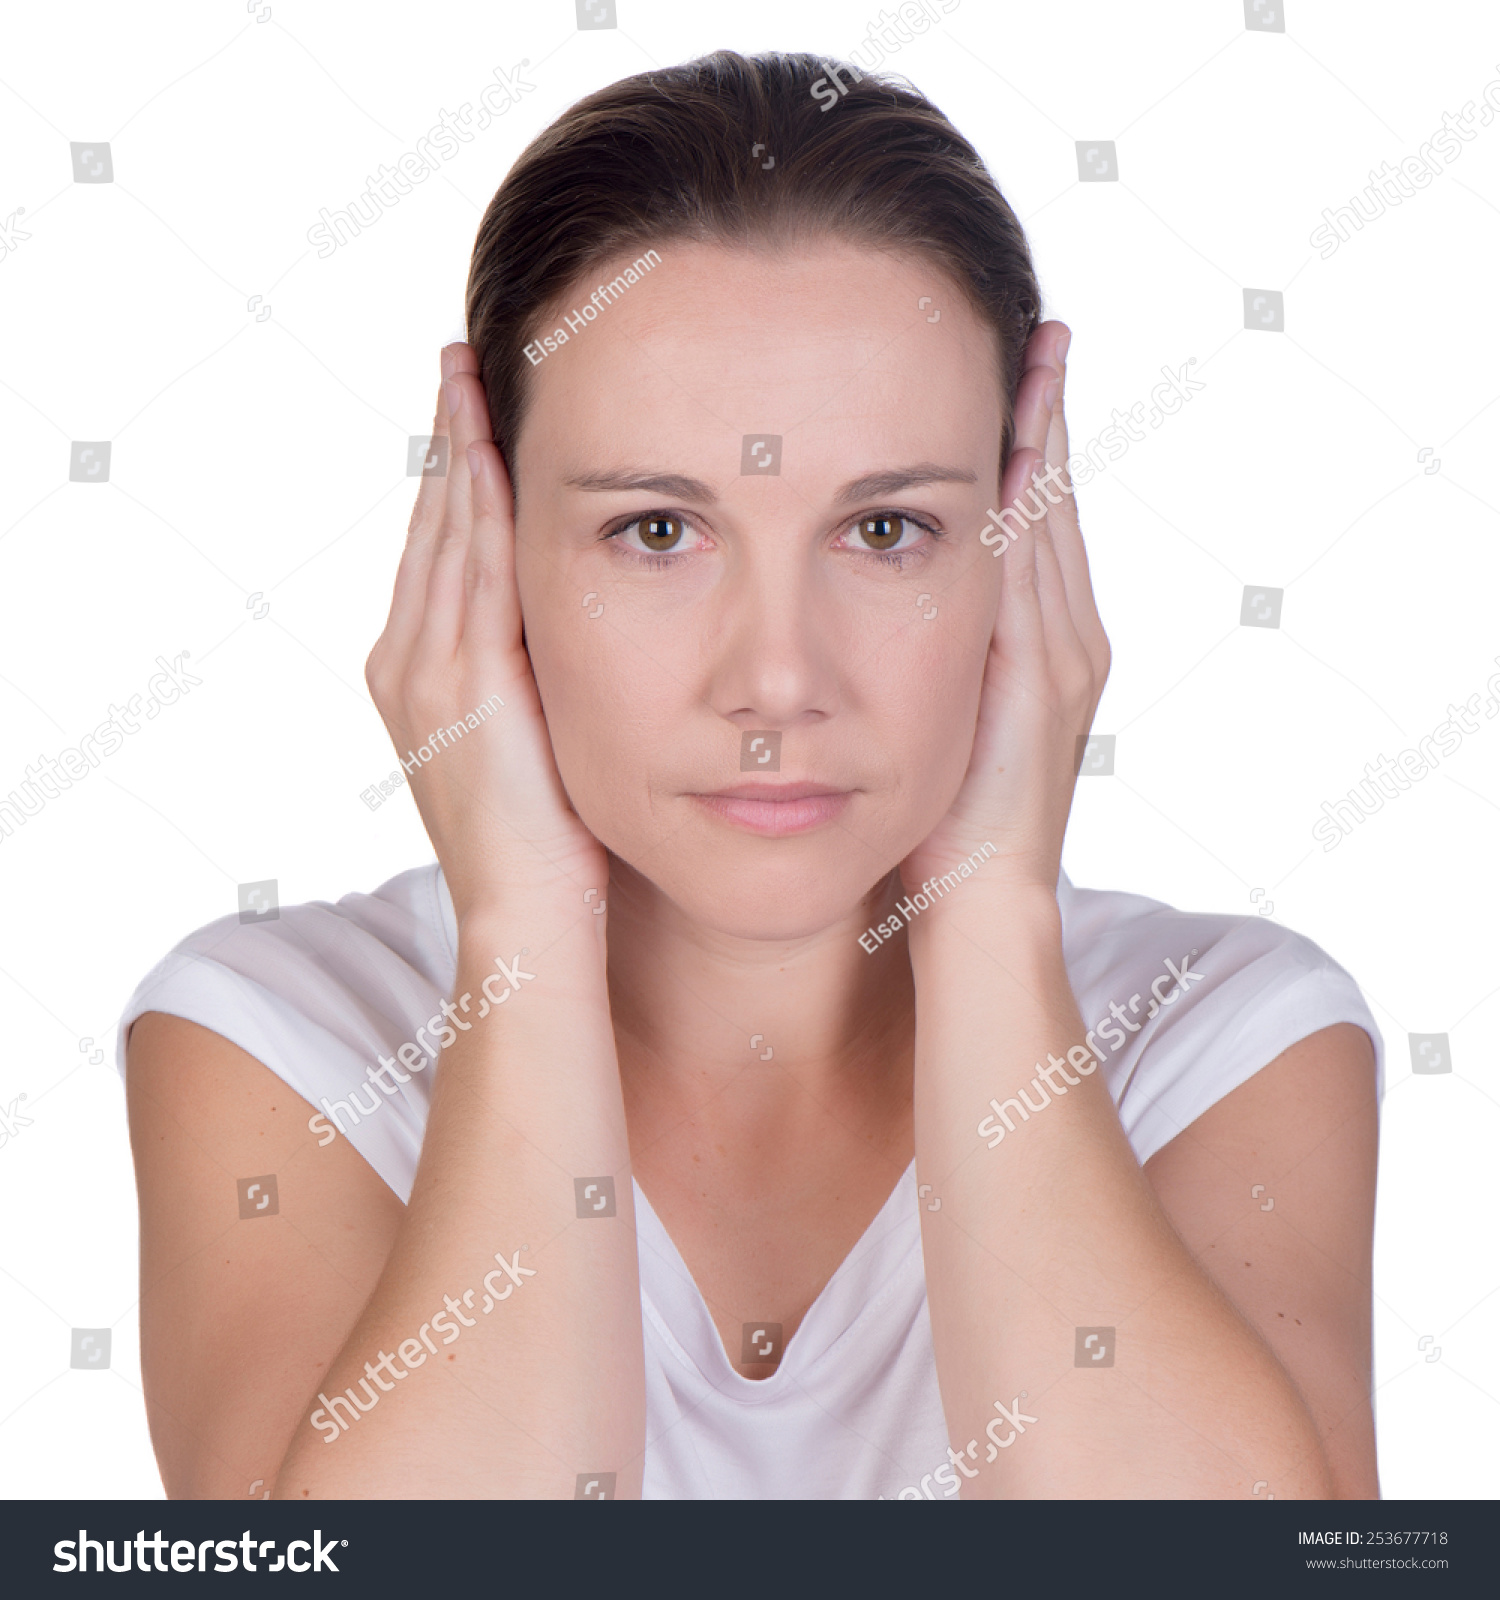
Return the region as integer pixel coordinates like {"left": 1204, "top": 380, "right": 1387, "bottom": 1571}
{"left": 1060, "top": 884, "right": 1385, "bottom": 1166}
{"left": 114, "top": 870, "right": 453, "bottom": 1203}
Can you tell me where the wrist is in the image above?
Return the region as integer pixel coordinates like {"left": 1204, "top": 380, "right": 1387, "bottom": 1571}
{"left": 444, "top": 845, "right": 611, "bottom": 935}
{"left": 455, "top": 893, "right": 608, "bottom": 990}
{"left": 905, "top": 877, "right": 1063, "bottom": 956}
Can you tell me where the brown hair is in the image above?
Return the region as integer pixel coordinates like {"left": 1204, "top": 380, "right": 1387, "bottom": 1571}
{"left": 465, "top": 49, "right": 1042, "bottom": 483}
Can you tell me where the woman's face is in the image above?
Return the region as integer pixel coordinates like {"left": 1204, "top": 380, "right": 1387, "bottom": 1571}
{"left": 512, "top": 239, "right": 1007, "bottom": 940}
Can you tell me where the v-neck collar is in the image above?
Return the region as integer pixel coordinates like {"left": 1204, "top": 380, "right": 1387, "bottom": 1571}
{"left": 631, "top": 1157, "right": 925, "bottom": 1402}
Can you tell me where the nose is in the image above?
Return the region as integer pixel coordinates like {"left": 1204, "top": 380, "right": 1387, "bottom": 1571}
{"left": 704, "top": 537, "right": 843, "bottom": 735}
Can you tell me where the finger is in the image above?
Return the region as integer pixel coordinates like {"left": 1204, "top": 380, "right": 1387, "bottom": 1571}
{"left": 1017, "top": 428, "right": 1083, "bottom": 672}
{"left": 1006, "top": 326, "right": 1110, "bottom": 712}
{"left": 1023, "top": 318, "right": 1068, "bottom": 467}
{"left": 407, "top": 343, "right": 479, "bottom": 547}
{"left": 1032, "top": 343, "right": 1111, "bottom": 682}
{"left": 376, "top": 344, "right": 479, "bottom": 657}
{"left": 416, "top": 361, "right": 493, "bottom": 669}
{"left": 1008, "top": 348, "right": 1059, "bottom": 464}
{"left": 993, "top": 442, "right": 1045, "bottom": 663}
{"left": 1001, "top": 438, "right": 1097, "bottom": 769}
{"left": 995, "top": 362, "right": 1063, "bottom": 567}
{"left": 1030, "top": 499, "right": 1086, "bottom": 672}
{"left": 458, "top": 435, "right": 522, "bottom": 663}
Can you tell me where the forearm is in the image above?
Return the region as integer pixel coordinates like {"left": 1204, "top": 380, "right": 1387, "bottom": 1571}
{"left": 275, "top": 896, "right": 643, "bottom": 1498}
{"left": 910, "top": 885, "right": 1333, "bottom": 1499}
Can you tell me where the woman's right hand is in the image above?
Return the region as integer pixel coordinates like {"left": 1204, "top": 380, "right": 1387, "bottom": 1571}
{"left": 365, "top": 343, "right": 608, "bottom": 925}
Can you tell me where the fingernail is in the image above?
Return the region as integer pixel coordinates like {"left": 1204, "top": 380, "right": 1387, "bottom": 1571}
{"left": 1056, "top": 328, "right": 1072, "bottom": 362}
{"left": 441, "top": 348, "right": 457, "bottom": 379}
{"left": 468, "top": 444, "right": 482, "bottom": 480}
{"left": 443, "top": 378, "right": 462, "bottom": 416}
{"left": 1043, "top": 378, "right": 1060, "bottom": 410}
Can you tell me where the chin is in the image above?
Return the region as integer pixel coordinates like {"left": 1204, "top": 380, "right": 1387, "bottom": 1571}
{"left": 661, "top": 879, "right": 885, "bottom": 945}
{"left": 608, "top": 818, "right": 904, "bottom": 945}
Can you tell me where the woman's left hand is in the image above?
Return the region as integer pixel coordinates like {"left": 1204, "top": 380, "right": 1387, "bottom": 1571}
{"left": 900, "top": 320, "right": 1111, "bottom": 901}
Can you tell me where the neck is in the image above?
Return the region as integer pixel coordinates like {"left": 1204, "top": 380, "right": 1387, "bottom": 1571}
{"left": 604, "top": 856, "right": 915, "bottom": 1146}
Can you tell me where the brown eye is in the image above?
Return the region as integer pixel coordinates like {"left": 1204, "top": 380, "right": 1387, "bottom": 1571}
{"left": 637, "top": 515, "right": 684, "bottom": 551}
{"left": 856, "top": 514, "right": 904, "bottom": 551}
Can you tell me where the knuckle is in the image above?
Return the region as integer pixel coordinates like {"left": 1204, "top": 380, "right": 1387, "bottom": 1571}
{"left": 1059, "top": 660, "right": 1094, "bottom": 705}
{"left": 463, "top": 556, "right": 502, "bottom": 603}
{"left": 432, "top": 519, "right": 468, "bottom": 560}
{"left": 407, "top": 485, "right": 445, "bottom": 541}
{"left": 1008, "top": 559, "right": 1040, "bottom": 598}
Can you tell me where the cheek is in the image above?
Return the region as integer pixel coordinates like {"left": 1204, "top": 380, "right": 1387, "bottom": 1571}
{"left": 517, "top": 569, "right": 674, "bottom": 838}
{"left": 874, "top": 602, "right": 992, "bottom": 828}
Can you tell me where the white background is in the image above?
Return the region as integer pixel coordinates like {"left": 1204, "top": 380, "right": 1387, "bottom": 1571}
{"left": 0, "top": 0, "right": 1496, "bottom": 1499}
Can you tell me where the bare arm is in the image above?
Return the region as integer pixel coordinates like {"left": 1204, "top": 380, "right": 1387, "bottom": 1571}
{"left": 128, "top": 907, "right": 640, "bottom": 1501}
{"left": 1142, "top": 1022, "right": 1379, "bottom": 1499}
{"left": 126, "top": 1011, "right": 404, "bottom": 1499}
{"left": 906, "top": 321, "right": 1372, "bottom": 1496}
{"left": 272, "top": 897, "right": 641, "bottom": 1499}
{"left": 914, "top": 904, "right": 1350, "bottom": 1498}
{"left": 128, "top": 344, "right": 646, "bottom": 1499}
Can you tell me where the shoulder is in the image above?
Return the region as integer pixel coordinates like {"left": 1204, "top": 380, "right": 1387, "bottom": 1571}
{"left": 117, "top": 864, "right": 452, "bottom": 1052}
{"left": 117, "top": 863, "right": 455, "bottom": 1202}
{"left": 1058, "top": 873, "right": 1384, "bottom": 1164}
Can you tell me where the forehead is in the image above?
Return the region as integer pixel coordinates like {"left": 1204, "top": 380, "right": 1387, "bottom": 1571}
{"left": 515, "top": 239, "right": 1004, "bottom": 474}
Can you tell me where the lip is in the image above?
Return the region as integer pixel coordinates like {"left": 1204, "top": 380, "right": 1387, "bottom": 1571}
{"left": 690, "top": 782, "right": 853, "bottom": 836}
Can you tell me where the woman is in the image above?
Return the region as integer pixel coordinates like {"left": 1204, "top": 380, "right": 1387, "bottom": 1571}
{"left": 119, "top": 51, "right": 1382, "bottom": 1500}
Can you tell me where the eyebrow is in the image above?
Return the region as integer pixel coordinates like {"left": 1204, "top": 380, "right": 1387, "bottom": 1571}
{"left": 833, "top": 464, "right": 977, "bottom": 504}
{"left": 565, "top": 470, "right": 717, "bottom": 500}
{"left": 564, "top": 462, "right": 978, "bottom": 505}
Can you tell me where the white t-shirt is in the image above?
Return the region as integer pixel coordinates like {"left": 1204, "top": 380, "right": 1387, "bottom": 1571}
{"left": 116, "top": 865, "right": 1383, "bottom": 1500}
